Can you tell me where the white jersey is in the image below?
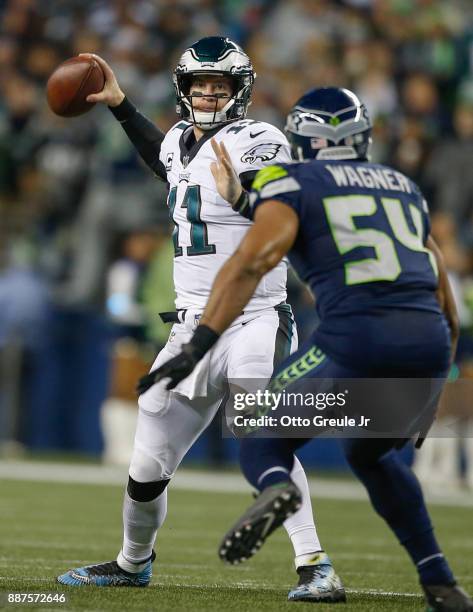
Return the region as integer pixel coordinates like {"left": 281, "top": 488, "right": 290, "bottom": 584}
{"left": 159, "top": 119, "right": 292, "bottom": 311}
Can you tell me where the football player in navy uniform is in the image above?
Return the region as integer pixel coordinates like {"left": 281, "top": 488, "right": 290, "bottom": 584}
{"left": 149, "top": 88, "right": 473, "bottom": 610}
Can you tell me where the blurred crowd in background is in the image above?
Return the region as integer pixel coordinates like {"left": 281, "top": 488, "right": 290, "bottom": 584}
{"left": 1, "top": 0, "right": 473, "bottom": 477}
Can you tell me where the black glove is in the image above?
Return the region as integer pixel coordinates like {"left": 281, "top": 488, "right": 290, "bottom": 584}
{"left": 137, "top": 325, "right": 220, "bottom": 394}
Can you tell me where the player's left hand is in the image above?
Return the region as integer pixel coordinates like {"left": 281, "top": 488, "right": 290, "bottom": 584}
{"left": 210, "top": 138, "right": 242, "bottom": 205}
{"left": 137, "top": 344, "right": 200, "bottom": 394}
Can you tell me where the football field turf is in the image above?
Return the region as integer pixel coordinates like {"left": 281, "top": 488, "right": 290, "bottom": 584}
{"left": 1, "top": 477, "right": 472, "bottom": 611}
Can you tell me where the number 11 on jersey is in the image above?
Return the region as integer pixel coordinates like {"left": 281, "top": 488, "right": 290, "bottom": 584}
{"left": 167, "top": 185, "right": 216, "bottom": 257}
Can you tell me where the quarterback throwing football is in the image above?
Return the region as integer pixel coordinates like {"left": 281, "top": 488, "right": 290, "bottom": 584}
{"left": 57, "top": 37, "right": 344, "bottom": 602}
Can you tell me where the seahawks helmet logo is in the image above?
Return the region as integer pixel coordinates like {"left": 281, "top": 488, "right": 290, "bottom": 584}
{"left": 241, "top": 143, "right": 282, "bottom": 164}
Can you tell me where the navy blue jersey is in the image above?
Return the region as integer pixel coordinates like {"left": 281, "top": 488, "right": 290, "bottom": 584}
{"left": 251, "top": 161, "right": 451, "bottom": 372}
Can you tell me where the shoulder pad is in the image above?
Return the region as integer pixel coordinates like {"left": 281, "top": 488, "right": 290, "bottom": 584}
{"left": 253, "top": 165, "right": 290, "bottom": 191}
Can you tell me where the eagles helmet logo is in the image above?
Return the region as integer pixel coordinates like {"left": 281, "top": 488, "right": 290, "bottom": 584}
{"left": 241, "top": 143, "right": 282, "bottom": 164}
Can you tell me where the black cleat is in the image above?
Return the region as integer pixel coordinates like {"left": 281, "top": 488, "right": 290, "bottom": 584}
{"left": 57, "top": 552, "right": 156, "bottom": 587}
{"left": 219, "top": 481, "right": 302, "bottom": 564}
{"left": 423, "top": 583, "right": 473, "bottom": 612}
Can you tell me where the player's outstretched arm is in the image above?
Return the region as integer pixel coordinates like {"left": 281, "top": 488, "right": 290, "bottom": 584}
{"left": 79, "top": 53, "right": 167, "bottom": 179}
{"left": 137, "top": 200, "right": 299, "bottom": 393}
{"left": 427, "top": 235, "right": 459, "bottom": 361}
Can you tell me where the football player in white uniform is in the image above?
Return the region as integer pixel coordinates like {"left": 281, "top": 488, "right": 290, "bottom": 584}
{"left": 57, "top": 37, "right": 344, "bottom": 602}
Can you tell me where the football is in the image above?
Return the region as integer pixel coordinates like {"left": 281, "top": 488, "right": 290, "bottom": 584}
{"left": 46, "top": 56, "right": 105, "bottom": 117}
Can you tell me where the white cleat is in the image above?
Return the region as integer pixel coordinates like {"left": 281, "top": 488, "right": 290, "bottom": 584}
{"left": 288, "top": 553, "right": 346, "bottom": 603}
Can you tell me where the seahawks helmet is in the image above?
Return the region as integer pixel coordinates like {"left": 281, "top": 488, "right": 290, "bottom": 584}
{"left": 173, "top": 36, "right": 255, "bottom": 130}
{"left": 285, "top": 87, "right": 372, "bottom": 161}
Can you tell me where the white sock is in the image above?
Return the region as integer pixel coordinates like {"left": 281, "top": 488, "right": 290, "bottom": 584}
{"left": 295, "top": 551, "right": 329, "bottom": 569}
{"left": 284, "top": 455, "right": 322, "bottom": 565}
{"left": 118, "top": 489, "right": 167, "bottom": 571}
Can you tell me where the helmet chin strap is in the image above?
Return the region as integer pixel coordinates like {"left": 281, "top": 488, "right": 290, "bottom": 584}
{"left": 184, "top": 97, "right": 235, "bottom": 130}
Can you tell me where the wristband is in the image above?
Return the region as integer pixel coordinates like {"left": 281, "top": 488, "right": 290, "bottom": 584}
{"left": 190, "top": 324, "right": 220, "bottom": 358}
{"left": 232, "top": 190, "right": 252, "bottom": 219}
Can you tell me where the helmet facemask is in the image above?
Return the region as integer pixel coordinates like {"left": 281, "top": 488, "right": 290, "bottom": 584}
{"left": 174, "top": 71, "right": 254, "bottom": 130}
